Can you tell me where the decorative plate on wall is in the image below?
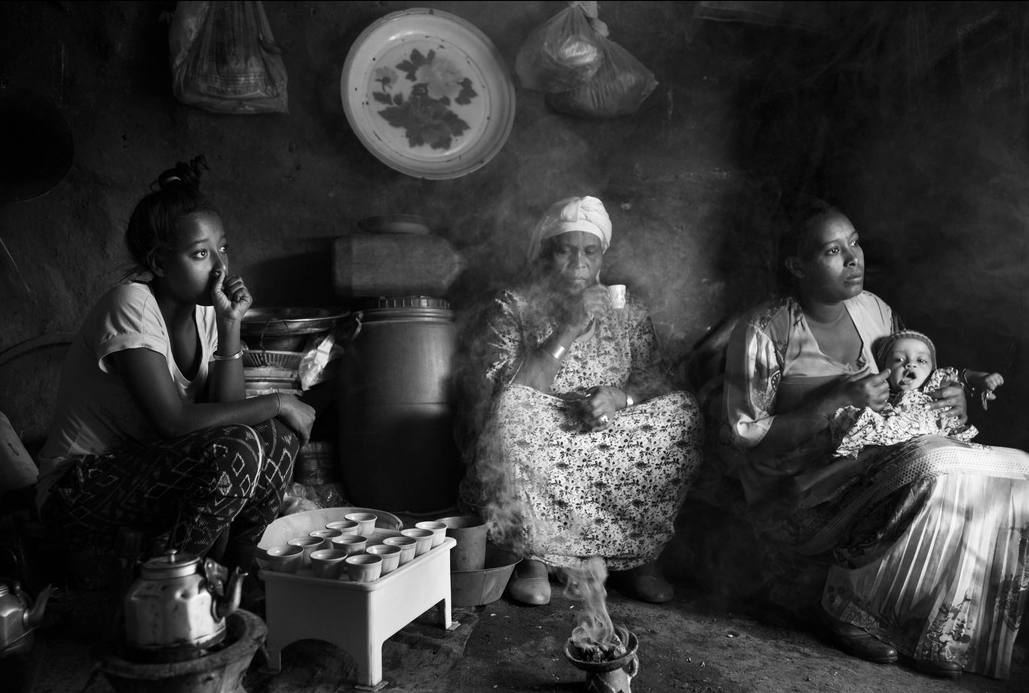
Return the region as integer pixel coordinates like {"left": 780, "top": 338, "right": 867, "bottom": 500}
{"left": 341, "top": 8, "right": 516, "bottom": 180}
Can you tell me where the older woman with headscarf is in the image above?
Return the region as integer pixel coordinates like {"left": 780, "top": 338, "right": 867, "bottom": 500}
{"left": 458, "top": 196, "right": 704, "bottom": 606}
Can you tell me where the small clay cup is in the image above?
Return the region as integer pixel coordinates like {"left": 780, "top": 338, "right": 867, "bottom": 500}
{"left": 383, "top": 536, "right": 418, "bottom": 565}
{"left": 366, "top": 544, "right": 401, "bottom": 575}
{"left": 400, "top": 528, "right": 434, "bottom": 556}
{"left": 344, "top": 512, "right": 377, "bottom": 537}
{"left": 332, "top": 534, "right": 368, "bottom": 555}
{"left": 309, "top": 528, "right": 343, "bottom": 550}
{"left": 309, "top": 549, "right": 348, "bottom": 579}
{"left": 326, "top": 519, "right": 360, "bottom": 535}
{"left": 266, "top": 544, "right": 303, "bottom": 573}
{"left": 287, "top": 536, "right": 324, "bottom": 568}
{"left": 415, "top": 520, "right": 447, "bottom": 548}
{"left": 346, "top": 554, "right": 382, "bottom": 583}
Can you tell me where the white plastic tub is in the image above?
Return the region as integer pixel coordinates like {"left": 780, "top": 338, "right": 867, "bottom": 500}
{"left": 257, "top": 508, "right": 458, "bottom": 690}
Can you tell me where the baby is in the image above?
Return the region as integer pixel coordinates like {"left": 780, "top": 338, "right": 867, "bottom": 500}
{"left": 829, "top": 330, "right": 1004, "bottom": 458}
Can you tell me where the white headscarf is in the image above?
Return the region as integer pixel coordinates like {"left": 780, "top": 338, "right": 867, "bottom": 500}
{"left": 526, "top": 196, "right": 612, "bottom": 262}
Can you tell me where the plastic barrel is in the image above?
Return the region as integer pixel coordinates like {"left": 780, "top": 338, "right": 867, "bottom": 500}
{"left": 338, "top": 297, "right": 462, "bottom": 513}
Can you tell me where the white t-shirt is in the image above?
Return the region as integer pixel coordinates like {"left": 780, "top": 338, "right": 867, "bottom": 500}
{"left": 36, "top": 281, "right": 218, "bottom": 506}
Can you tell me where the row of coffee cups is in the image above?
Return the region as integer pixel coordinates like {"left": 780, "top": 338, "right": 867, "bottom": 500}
{"left": 263, "top": 516, "right": 450, "bottom": 582}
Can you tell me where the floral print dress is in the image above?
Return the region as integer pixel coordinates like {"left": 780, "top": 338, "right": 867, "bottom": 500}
{"left": 471, "top": 288, "right": 703, "bottom": 572}
{"left": 829, "top": 367, "right": 978, "bottom": 459}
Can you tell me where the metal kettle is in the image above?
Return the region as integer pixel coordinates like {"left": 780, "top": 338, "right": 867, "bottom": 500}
{"left": 0, "top": 579, "right": 53, "bottom": 659}
{"left": 123, "top": 549, "right": 244, "bottom": 659}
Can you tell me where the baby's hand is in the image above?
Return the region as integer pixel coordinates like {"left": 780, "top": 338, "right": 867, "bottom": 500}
{"left": 982, "top": 372, "right": 1004, "bottom": 392}
{"left": 981, "top": 373, "right": 1003, "bottom": 410}
{"left": 967, "top": 370, "right": 1003, "bottom": 411}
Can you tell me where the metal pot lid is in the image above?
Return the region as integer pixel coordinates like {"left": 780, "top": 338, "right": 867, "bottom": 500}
{"left": 140, "top": 549, "right": 201, "bottom": 579}
{"left": 240, "top": 307, "right": 349, "bottom": 337}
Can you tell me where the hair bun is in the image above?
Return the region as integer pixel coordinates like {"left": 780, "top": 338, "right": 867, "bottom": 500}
{"left": 156, "top": 154, "right": 209, "bottom": 191}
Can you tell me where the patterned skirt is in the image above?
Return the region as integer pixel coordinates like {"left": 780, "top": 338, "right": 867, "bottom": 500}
{"left": 482, "top": 385, "right": 703, "bottom": 571}
{"left": 788, "top": 437, "right": 1029, "bottom": 678}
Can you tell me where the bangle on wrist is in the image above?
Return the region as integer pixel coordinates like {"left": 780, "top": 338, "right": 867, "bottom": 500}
{"left": 211, "top": 348, "right": 243, "bottom": 362}
{"left": 624, "top": 394, "right": 634, "bottom": 408}
{"left": 542, "top": 342, "right": 567, "bottom": 361}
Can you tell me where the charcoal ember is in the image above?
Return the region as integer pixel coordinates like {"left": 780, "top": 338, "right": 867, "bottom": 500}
{"left": 571, "top": 632, "right": 626, "bottom": 662}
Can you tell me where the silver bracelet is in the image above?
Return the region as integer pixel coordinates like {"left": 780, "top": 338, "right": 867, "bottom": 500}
{"left": 624, "top": 394, "right": 634, "bottom": 408}
{"left": 211, "top": 348, "right": 243, "bottom": 361}
{"left": 543, "top": 342, "right": 567, "bottom": 360}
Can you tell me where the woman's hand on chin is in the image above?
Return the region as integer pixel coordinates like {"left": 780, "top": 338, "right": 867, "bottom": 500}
{"left": 211, "top": 271, "right": 253, "bottom": 322}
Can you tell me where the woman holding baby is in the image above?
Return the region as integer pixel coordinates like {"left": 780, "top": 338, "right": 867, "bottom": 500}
{"left": 719, "top": 198, "right": 1029, "bottom": 679}
{"left": 457, "top": 195, "right": 703, "bottom": 607}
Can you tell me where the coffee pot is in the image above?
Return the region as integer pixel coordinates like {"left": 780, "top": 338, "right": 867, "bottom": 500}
{"left": 123, "top": 549, "right": 244, "bottom": 660}
{"left": 0, "top": 579, "right": 53, "bottom": 659}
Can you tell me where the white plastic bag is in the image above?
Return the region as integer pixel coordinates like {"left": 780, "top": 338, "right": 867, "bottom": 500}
{"left": 298, "top": 331, "right": 343, "bottom": 391}
{"left": 169, "top": 1, "right": 288, "bottom": 114}
{"left": 545, "top": 28, "right": 658, "bottom": 119}
{"left": 515, "top": 1, "right": 609, "bottom": 93}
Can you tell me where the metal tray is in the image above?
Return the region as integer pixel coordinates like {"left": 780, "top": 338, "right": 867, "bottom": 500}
{"left": 240, "top": 308, "right": 349, "bottom": 338}
{"left": 341, "top": 8, "right": 515, "bottom": 179}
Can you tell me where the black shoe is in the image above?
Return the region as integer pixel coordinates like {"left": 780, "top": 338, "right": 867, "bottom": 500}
{"left": 821, "top": 611, "right": 898, "bottom": 664}
{"left": 907, "top": 658, "right": 962, "bottom": 679}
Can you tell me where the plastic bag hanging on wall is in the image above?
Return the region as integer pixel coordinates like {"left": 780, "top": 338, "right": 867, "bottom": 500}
{"left": 169, "top": 1, "right": 288, "bottom": 114}
{"left": 544, "top": 32, "right": 658, "bottom": 120}
{"left": 517, "top": 1, "right": 658, "bottom": 119}
{"left": 515, "top": 1, "right": 609, "bottom": 92}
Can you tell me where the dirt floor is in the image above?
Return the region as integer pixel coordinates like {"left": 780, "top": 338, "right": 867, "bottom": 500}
{"left": 5, "top": 566, "right": 1027, "bottom": 693}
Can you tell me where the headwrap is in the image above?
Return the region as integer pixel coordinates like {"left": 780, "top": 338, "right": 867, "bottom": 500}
{"left": 526, "top": 195, "right": 612, "bottom": 262}
{"left": 875, "top": 330, "right": 937, "bottom": 370}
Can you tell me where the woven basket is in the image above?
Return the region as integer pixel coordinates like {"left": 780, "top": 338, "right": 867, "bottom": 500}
{"left": 242, "top": 349, "right": 303, "bottom": 370}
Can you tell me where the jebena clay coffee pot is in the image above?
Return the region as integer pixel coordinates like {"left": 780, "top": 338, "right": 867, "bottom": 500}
{"left": 123, "top": 549, "right": 244, "bottom": 661}
{"left": 0, "top": 579, "right": 53, "bottom": 659}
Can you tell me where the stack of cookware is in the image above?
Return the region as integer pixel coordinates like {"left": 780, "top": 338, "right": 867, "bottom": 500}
{"left": 240, "top": 308, "right": 348, "bottom": 398}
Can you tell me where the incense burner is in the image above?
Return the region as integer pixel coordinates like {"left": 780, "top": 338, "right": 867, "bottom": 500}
{"left": 564, "top": 627, "right": 639, "bottom": 693}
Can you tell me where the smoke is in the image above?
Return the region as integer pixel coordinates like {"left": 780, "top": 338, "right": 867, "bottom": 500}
{"left": 450, "top": 269, "right": 596, "bottom": 557}
{"left": 565, "top": 556, "right": 622, "bottom": 655}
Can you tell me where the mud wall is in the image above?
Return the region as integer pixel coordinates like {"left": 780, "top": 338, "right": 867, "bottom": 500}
{"left": 1, "top": 1, "right": 1027, "bottom": 455}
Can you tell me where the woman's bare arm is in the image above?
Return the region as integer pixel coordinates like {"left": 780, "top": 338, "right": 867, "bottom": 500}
{"left": 755, "top": 368, "right": 891, "bottom": 457}
{"left": 112, "top": 348, "right": 314, "bottom": 444}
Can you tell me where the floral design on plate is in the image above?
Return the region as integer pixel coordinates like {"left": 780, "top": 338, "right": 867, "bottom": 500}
{"left": 372, "top": 49, "right": 479, "bottom": 150}
{"left": 341, "top": 8, "right": 515, "bottom": 179}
